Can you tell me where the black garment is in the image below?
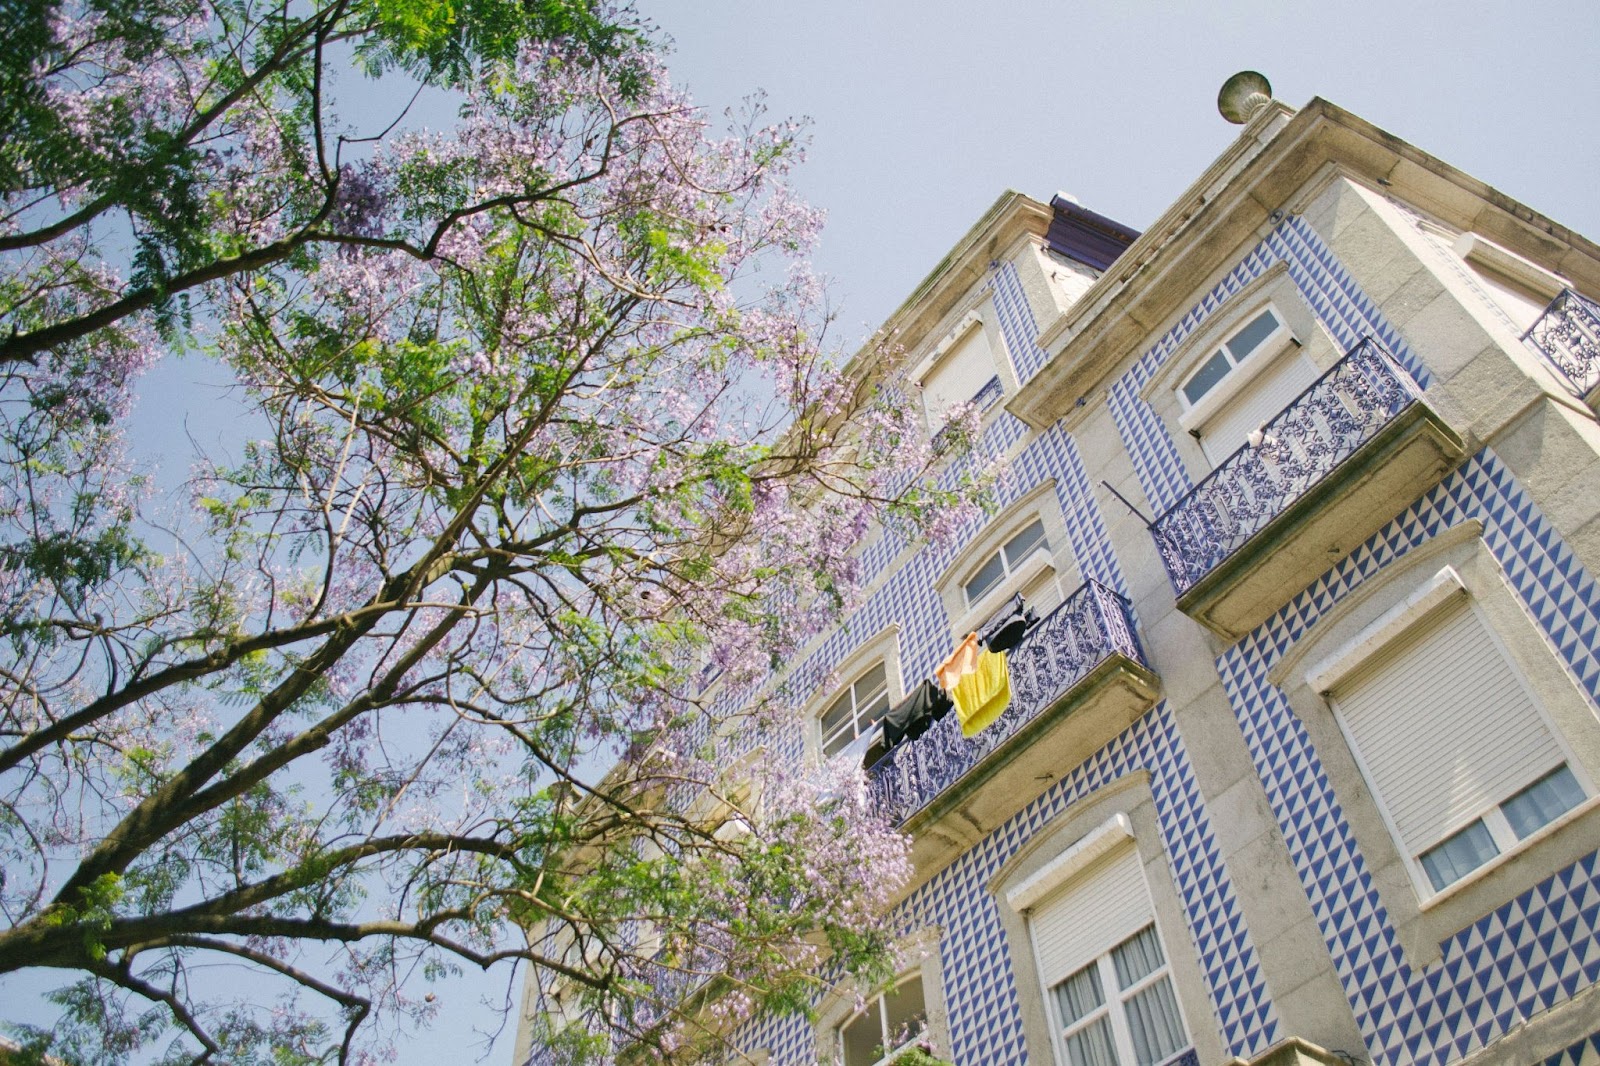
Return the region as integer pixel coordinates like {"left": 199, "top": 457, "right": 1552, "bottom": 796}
{"left": 882, "top": 680, "right": 953, "bottom": 749}
{"left": 979, "top": 594, "right": 1039, "bottom": 654}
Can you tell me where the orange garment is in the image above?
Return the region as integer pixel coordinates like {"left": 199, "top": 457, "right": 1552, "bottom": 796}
{"left": 935, "top": 632, "right": 981, "bottom": 692}
{"left": 953, "top": 648, "right": 1011, "bottom": 737}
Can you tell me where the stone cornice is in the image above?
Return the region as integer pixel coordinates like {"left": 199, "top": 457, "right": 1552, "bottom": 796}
{"left": 1009, "top": 97, "right": 1600, "bottom": 429}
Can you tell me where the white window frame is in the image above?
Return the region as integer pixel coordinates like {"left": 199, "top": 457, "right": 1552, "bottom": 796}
{"left": 817, "top": 660, "right": 892, "bottom": 764}
{"left": 1308, "top": 565, "right": 1597, "bottom": 905}
{"left": 833, "top": 972, "right": 929, "bottom": 1066}
{"left": 1050, "top": 925, "right": 1190, "bottom": 1066}
{"left": 1174, "top": 302, "right": 1298, "bottom": 435}
{"left": 1008, "top": 815, "right": 1192, "bottom": 1066}
{"left": 962, "top": 517, "right": 1051, "bottom": 608}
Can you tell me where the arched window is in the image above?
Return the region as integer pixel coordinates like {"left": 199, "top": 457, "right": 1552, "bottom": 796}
{"left": 962, "top": 518, "right": 1050, "bottom": 607}
{"left": 835, "top": 972, "right": 928, "bottom": 1066}
{"left": 819, "top": 661, "right": 892, "bottom": 764}
{"left": 1175, "top": 301, "right": 1316, "bottom": 464}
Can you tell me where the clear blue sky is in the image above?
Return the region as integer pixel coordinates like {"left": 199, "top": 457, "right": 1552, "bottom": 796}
{"left": 641, "top": 0, "right": 1600, "bottom": 350}
{"left": 11, "top": 2, "right": 1598, "bottom": 1063}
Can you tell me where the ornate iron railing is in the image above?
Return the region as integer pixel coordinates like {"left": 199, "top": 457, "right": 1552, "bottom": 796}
{"left": 866, "top": 580, "right": 1144, "bottom": 826}
{"left": 1150, "top": 338, "right": 1423, "bottom": 596}
{"left": 973, "top": 373, "right": 1004, "bottom": 411}
{"left": 1524, "top": 288, "right": 1600, "bottom": 396}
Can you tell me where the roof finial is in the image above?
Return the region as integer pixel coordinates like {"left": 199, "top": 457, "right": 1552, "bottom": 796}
{"left": 1218, "top": 71, "right": 1273, "bottom": 124}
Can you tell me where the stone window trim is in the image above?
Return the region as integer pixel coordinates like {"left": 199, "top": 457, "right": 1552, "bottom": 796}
{"left": 1305, "top": 563, "right": 1596, "bottom": 905}
{"left": 988, "top": 772, "right": 1225, "bottom": 1066}
{"left": 1451, "top": 232, "right": 1569, "bottom": 306}
{"left": 1269, "top": 520, "right": 1600, "bottom": 967}
{"left": 1138, "top": 262, "right": 1299, "bottom": 409}
{"left": 813, "top": 926, "right": 952, "bottom": 1066}
{"left": 803, "top": 623, "right": 905, "bottom": 766}
{"left": 1137, "top": 262, "right": 1344, "bottom": 473}
{"left": 933, "top": 480, "right": 1074, "bottom": 641}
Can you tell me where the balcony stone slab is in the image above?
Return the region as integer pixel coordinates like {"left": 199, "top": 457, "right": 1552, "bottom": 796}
{"left": 1176, "top": 401, "right": 1465, "bottom": 640}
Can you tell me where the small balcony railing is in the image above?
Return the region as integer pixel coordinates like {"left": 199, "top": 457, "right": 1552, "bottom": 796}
{"left": 1524, "top": 288, "right": 1600, "bottom": 397}
{"left": 1150, "top": 338, "right": 1424, "bottom": 597}
{"left": 866, "top": 580, "right": 1145, "bottom": 827}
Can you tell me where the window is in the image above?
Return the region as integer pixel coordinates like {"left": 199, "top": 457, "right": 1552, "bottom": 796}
{"left": 1026, "top": 837, "right": 1192, "bottom": 1066}
{"left": 915, "top": 310, "right": 1002, "bottom": 426}
{"left": 836, "top": 974, "right": 927, "bottom": 1066}
{"left": 1175, "top": 303, "right": 1317, "bottom": 464}
{"left": 1179, "top": 307, "right": 1285, "bottom": 406}
{"left": 819, "top": 662, "right": 892, "bottom": 763}
{"left": 1321, "top": 581, "right": 1593, "bottom": 896}
{"left": 963, "top": 518, "right": 1050, "bottom": 606}
{"left": 1054, "top": 926, "right": 1187, "bottom": 1066}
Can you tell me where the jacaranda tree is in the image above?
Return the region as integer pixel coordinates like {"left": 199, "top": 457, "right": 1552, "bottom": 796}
{"left": 0, "top": 1, "right": 990, "bottom": 1060}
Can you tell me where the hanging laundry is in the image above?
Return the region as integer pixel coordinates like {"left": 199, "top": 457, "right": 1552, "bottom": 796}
{"left": 952, "top": 648, "right": 1011, "bottom": 737}
{"left": 935, "top": 632, "right": 981, "bottom": 692}
{"left": 837, "top": 725, "right": 882, "bottom": 768}
{"left": 978, "top": 594, "right": 1039, "bottom": 654}
{"left": 883, "top": 680, "right": 954, "bottom": 749}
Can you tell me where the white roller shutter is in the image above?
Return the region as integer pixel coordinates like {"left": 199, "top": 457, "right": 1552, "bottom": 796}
{"left": 1330, "top": 597, "right": 1564, "bottom": 853}
{"left": 921, "top": 329, "right": 998, "bottom": 423}
{"left": 1030, "top": 843, "right": 1151, "bottom": 988}
{"left": 1198, "top": 347, "right": 1320, "bottom": 465}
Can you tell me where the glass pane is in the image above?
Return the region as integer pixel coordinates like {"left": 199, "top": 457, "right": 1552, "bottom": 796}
{"left": 1180, "top": 350, "right": 1233, "bottom": 406}
{"left": 964, "top": 551, "right": 1007, "bottom": 605}
{"left": 1420, "top": 819, "right": 1500, "bottom": 891}
{"left": 825, "top": 685, "right": 864, "bottom": 736}
{"left": 854, "top": 662, "right": 888, "bottom": 705}
{"left": 858, "top": 683, "right": 892, "bottom": 729}
{"left": 1111, "top": 925, "right": 1166, "bottom": 988}
{"left": 1502, "top": 764, "right": 1586, "bottom": 839}
{"left": 862, "top": 733, "right": 889, "bottom": 770}
{"left": 1003, "top": 519, "right": 1049, "bottom": 568}
{"left": 1224, "top": 308, "right": 1281, "bottom": 361}
{"left": 881, "top": 975, "right": 927, "bottom": 1052}
{"left": 1124, "top": 976, "right": 1187, "bottom": 1066}
{"left": 1063, "top": 1015, "right": 1119, "bottom": 1066}
{"left": 839, "top": 1008, "right": 881, "bottom": 1066}
{"left": 1053, "top": 964, "right": 1105, "bottom": 1026}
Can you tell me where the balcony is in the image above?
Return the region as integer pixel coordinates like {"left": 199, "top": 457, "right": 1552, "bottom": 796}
{"left": 867, "top": 581, "right": 1159, "bottom": 872}
{"left": 1524, "top": 288, "right": 1600, "bottom": 404}
{"left": 1150, "top": 338, "right": 1465, "bottom": 640}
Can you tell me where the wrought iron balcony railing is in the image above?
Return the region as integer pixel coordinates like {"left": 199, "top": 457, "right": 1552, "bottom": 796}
{"left": 1150, "top": 338, "right": 1424, "bottom": 597}
{"left": 972, "top": 373, "right": 1004, "bottom": 411}
{"left": 866, "top": 580, "right": 1145, "bottom": 827}
{"left": 1524, "top": 288, "right": 1600, "bottom": 397}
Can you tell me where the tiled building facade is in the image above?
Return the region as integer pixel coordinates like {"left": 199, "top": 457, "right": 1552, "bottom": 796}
{"left": 518, "top": 91, "right": 1600, "bottom": 1066}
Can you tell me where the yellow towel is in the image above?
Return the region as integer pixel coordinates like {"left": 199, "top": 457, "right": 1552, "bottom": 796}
{"left": 953, "top": 648, "right": 1010, "bottom": 736}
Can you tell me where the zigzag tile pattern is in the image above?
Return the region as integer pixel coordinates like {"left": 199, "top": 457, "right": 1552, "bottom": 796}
{"left": 735, "top": 703, "right": 1279, "bottom": 1064}
{"left": 1217, "top": 451, "right": 1600, "bottom": 1066}
{"left": 1544, "top": 1031, "right": 1600, "bottom": 1066}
